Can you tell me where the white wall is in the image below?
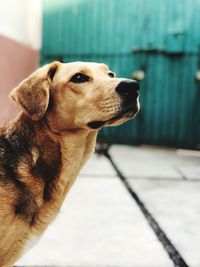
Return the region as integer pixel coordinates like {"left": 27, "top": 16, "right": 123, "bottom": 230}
{"left": 0, "top": 0, "right": 42, "bottom": 49}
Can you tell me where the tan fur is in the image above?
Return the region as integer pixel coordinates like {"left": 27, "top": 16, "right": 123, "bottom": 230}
{"left": 0, "top": 61, "right": 139, "bottom": 266}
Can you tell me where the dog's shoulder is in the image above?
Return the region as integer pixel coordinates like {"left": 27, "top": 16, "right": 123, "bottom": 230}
{"left": 0, "top": 118, "right": 37, "bottom": 222}
{"left": 0, "top": 115, "right": 62, "bottom": 225}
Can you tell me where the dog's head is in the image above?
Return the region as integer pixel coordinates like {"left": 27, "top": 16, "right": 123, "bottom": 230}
{"left": 10, "top": 61, "right": 140, "bottom": 131}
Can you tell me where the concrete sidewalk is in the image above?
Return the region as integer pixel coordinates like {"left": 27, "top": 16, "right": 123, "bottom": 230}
{"left": 17, "top": 145, "right": 200, "bottom": 267}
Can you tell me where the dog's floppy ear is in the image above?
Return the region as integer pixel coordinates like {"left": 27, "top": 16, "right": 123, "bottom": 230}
{"left": 10, "top": 61, "right": 60, "bottom": 120}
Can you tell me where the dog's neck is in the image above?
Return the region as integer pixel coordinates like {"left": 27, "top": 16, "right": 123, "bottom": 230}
{"left": 4, "top": 114, "right": 97, "bottom": 235}
{"left": 57, "top": 128, "right": 98, "bottom": 196}
{"left": 7, "top": 113, "right": 98, "bottom": 234}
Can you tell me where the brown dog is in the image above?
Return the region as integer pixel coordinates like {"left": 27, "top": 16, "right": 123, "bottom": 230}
{"left": 0, "top": 61, "right": 140, "bottom": 266}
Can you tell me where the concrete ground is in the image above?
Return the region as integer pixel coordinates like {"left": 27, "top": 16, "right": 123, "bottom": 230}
{"left": 16, "top": 145, "right": 200, "bottom": 267}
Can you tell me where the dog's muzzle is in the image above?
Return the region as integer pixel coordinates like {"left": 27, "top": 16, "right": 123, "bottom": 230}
{"left": 87, "top": 79, "right": 140, "bottom": 130}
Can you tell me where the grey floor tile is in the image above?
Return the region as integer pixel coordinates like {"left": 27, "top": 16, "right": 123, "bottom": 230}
{"left": 110, "top": 145, "right": 200, "bottom": 180}
{"left": 80, "top": 153, "right": 116, "bottom": 177}
{"left": 129, "top": 178, "right": 200, "bottom": 267}
{"left": 17, "top": 177, "right": 172, "bottom": 267}
{"left": 176, "top": 164, "right": 200, "bottom": 180}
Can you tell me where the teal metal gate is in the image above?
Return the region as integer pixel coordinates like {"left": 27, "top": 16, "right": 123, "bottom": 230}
{"left": 41, "top": 0, "right": 200, "bottom": 149}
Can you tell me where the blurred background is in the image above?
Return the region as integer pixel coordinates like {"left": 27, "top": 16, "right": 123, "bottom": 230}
{"left": 1, "top": 0, "right": 200, "bottom": 149}
{"left": 0, "top": 0, "right": 199, "bottom": 266}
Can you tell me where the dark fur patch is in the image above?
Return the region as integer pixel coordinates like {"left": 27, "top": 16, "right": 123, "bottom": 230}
{"left": 33, "top": 151, "right": 60, "bottom": 201}
{"left": 15, "top": 187, "right": 38, "bottom": 221}
{"left": 0, "top": 115, "right": 61, "bottom": 222}
{"left": 0, "top": 123, "right": 38, "bottom": 221}
{"left": 32, "top": 136, "right": 61, "bottom": 201}
{"left": 5, "top": 125, "right": 33, "bottom": 158}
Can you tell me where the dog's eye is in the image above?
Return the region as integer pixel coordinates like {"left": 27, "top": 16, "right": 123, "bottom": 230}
{"left": 70, "top": 73, "right": 89, "bottom": 83}
{"left": 108, "top": 72, "right": 115, "bottom": 78}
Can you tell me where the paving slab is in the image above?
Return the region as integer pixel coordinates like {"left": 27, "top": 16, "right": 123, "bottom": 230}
{"left": 176, "top": 164, "right": 200, "bottom": 180}
{"left": 17, "top": 176, "right": 173, "bottom": 267}
{"left": 110, "top": 145, "right": 200, "bottom": 180}
{"left": 129, "top": 179, "right": 200, "bottom": 267}
{"left": 80, "top": 153, "right": 116, "bottom": 177}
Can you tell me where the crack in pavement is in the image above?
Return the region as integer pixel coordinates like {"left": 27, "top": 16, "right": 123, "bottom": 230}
{"left": 104, "top": 151, "right": 190, "bottom": 267}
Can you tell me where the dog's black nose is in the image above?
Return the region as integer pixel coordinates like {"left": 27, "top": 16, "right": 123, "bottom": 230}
{"left": 116, "top": 79, "right": 140, "bottom": 99}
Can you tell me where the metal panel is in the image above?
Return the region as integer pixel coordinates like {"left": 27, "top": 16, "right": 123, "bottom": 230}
{"left": 42, "top": 0, "right": 139, "bottom": 55}
{"left": 135, "top": 53, "right": 199, "bottom": 148}
{"left": 41, "top": 0, "right": 200, "bottom": 149}
{"left": 42, "top": 0, "right": 200, "bottom": 54}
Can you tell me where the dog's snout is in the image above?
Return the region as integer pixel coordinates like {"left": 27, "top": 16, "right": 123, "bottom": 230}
{"left": 116, "top": 79, "right": 140, "bottom": 99}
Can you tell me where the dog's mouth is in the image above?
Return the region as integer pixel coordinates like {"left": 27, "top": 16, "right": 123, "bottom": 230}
{"left": 88, "top": 105, "right": 138, "bottom": 129}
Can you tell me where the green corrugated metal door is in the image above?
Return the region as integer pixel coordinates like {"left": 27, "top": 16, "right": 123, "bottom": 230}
{"left": 133, "top": 0, "right": 200, "bottom": 148}
{"left": 41, "top": 0, "right": 200, "bottom": 149}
